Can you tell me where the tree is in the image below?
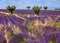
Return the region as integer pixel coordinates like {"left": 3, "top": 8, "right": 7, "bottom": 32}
{"left": 43, "top": 6, "right": 48, "bottom": 10}
{"left": 55, "top": 8, "right": 60, "bottom": 10}
{"left": 58, "top": 8, "right": 60, "bottom": 10}
{"left": 32, "top": 6, "right": 40, "bottom": 15}
{"left": 6, "top": 5, "right": 16, "bottom": 14}
{"left": 55, "top": 8, "right": 58, "bottom": 10}
{"left": 26, "top": 6, "right": 31, "bottom": 10}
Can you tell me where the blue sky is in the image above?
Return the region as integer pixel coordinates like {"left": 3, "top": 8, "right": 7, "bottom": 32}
{"left": 0, "top": 0, "right": 60, "bottom": 10}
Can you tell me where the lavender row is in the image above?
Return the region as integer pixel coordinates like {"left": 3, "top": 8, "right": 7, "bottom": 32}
{"left": 0, "top": 10, "right": 60, "bottom": 15}
{"left": 0, "top": 13, "right": 60, "bottom": 43}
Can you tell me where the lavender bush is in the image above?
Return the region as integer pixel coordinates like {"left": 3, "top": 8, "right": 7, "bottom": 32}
{"left": 0, "top": 12, "right": 60, "bottom": 43}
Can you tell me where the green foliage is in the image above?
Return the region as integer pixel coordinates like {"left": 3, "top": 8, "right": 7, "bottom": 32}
{"left": 32, "top": 6, "right": 40, "bottom": 15}
{"left": 43, "top": 6, "right": 48, "bottom": 10}
{"left": 26, "top": 6, "right": 31, "bottom": 10}
{"left": 6, "top": 32, "right": 12, "bottom": 40}
{"left": 6, "top": 5, "right": 16, "bottom": 14}
{"left": 0, "top": 39, "right": 3, "bottom": 43}
{"left": 48, "top": 37, "right": 57, "bottom": 43}
{"left": 53, "top": 22, "right": 60, "bottom": 28}
{"left": 15, "top": 37, "right": 24, "bottom": 43}
{"left": 27, "top": 22, "right": 34, "bottom": 30}
{"left": 13, "top": 29, "right": 20, "bottom": 34}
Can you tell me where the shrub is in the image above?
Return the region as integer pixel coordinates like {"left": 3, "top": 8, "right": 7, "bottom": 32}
{"left": 43, "top": 6, "right": 48, "bottom": 10}
{"left": 6, "top": 5, "right": 16, "bottom": 14}
{"left": 26, "top": 6, "right": 31, "bottom": 10}
{"left": 32, "top": 6, "right": 40, "bottom": 15}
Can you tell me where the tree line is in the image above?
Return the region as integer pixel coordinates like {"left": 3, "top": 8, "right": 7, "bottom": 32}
{"left": 6, "top": 5, "right": 48, "bottom": 15}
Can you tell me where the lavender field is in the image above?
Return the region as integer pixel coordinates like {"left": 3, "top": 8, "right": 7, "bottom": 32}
{"left": 0, "top": 10, "right": 60, "bottom": 43}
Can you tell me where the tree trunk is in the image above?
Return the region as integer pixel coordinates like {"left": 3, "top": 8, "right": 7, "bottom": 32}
{"left": 37, "top": 13, "right": 39, "bottom": 16}
{"left": 11, "top": 11, "right": 13, "bottom": 14}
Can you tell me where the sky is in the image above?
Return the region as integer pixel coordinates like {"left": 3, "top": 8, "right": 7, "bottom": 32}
{"left": 0, "top": 0, "right": 60, "bottom": 10}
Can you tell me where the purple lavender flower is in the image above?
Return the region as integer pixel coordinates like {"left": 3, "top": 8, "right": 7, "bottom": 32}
{"left": 5, "top": 26, "right": 14, "bottom": 41}
{"left": 0, "top": 28, "right": 5, "bottom": 35}
{"left": 0, "top": 15, "right": 5, "bottom": 24}
{"left": 6, "top": 26, "right": 13, "bottom": 32}
{"left": 8, "top": 16, "right": 16, "bottom": 25}
{"left": 42, "top": 26, "right": 57, "bottom": 35}
{"left": 3, "top": 16, "right": 9, "bottom": 25}
{"left": 9, "top": 33, "right": 29, "bottom": 43}
{"left": 0, "top": 34, "right": 7, "bottom": 43}
{"left": 44, "top": 33, "right": 60, "bottom": 43}
{"left": 26, "top": 17, "right": 36, "bottom": 21}
{"left": 19, "top": 25, "right": 28, "bottom": 33}
{"left": 25, "top": 39, "right": 46, "bottom": 43}
{"left": 56, "top": 18, "right": 60, "bottom": 22}
{"left": 11, "top": 16, "right": 24, "bottom": 23}
{"left": 25, "top": 40, "right": 40, "bottom": 43}
{"left": 6, "top": 26, "right": 14, "bottom": 36}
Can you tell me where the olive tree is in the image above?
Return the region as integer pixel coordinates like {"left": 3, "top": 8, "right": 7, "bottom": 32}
{"left": 6, "top": 5, "right": 16, "bottom": 14}
{"left": 43, "top": 6, "right": 48, "bottom": 10}
{"left": 32, "top": 6, "right": 41, "bottom": 15}
{"left": 26, "top": 6, "right": 31, "bottom": 10}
